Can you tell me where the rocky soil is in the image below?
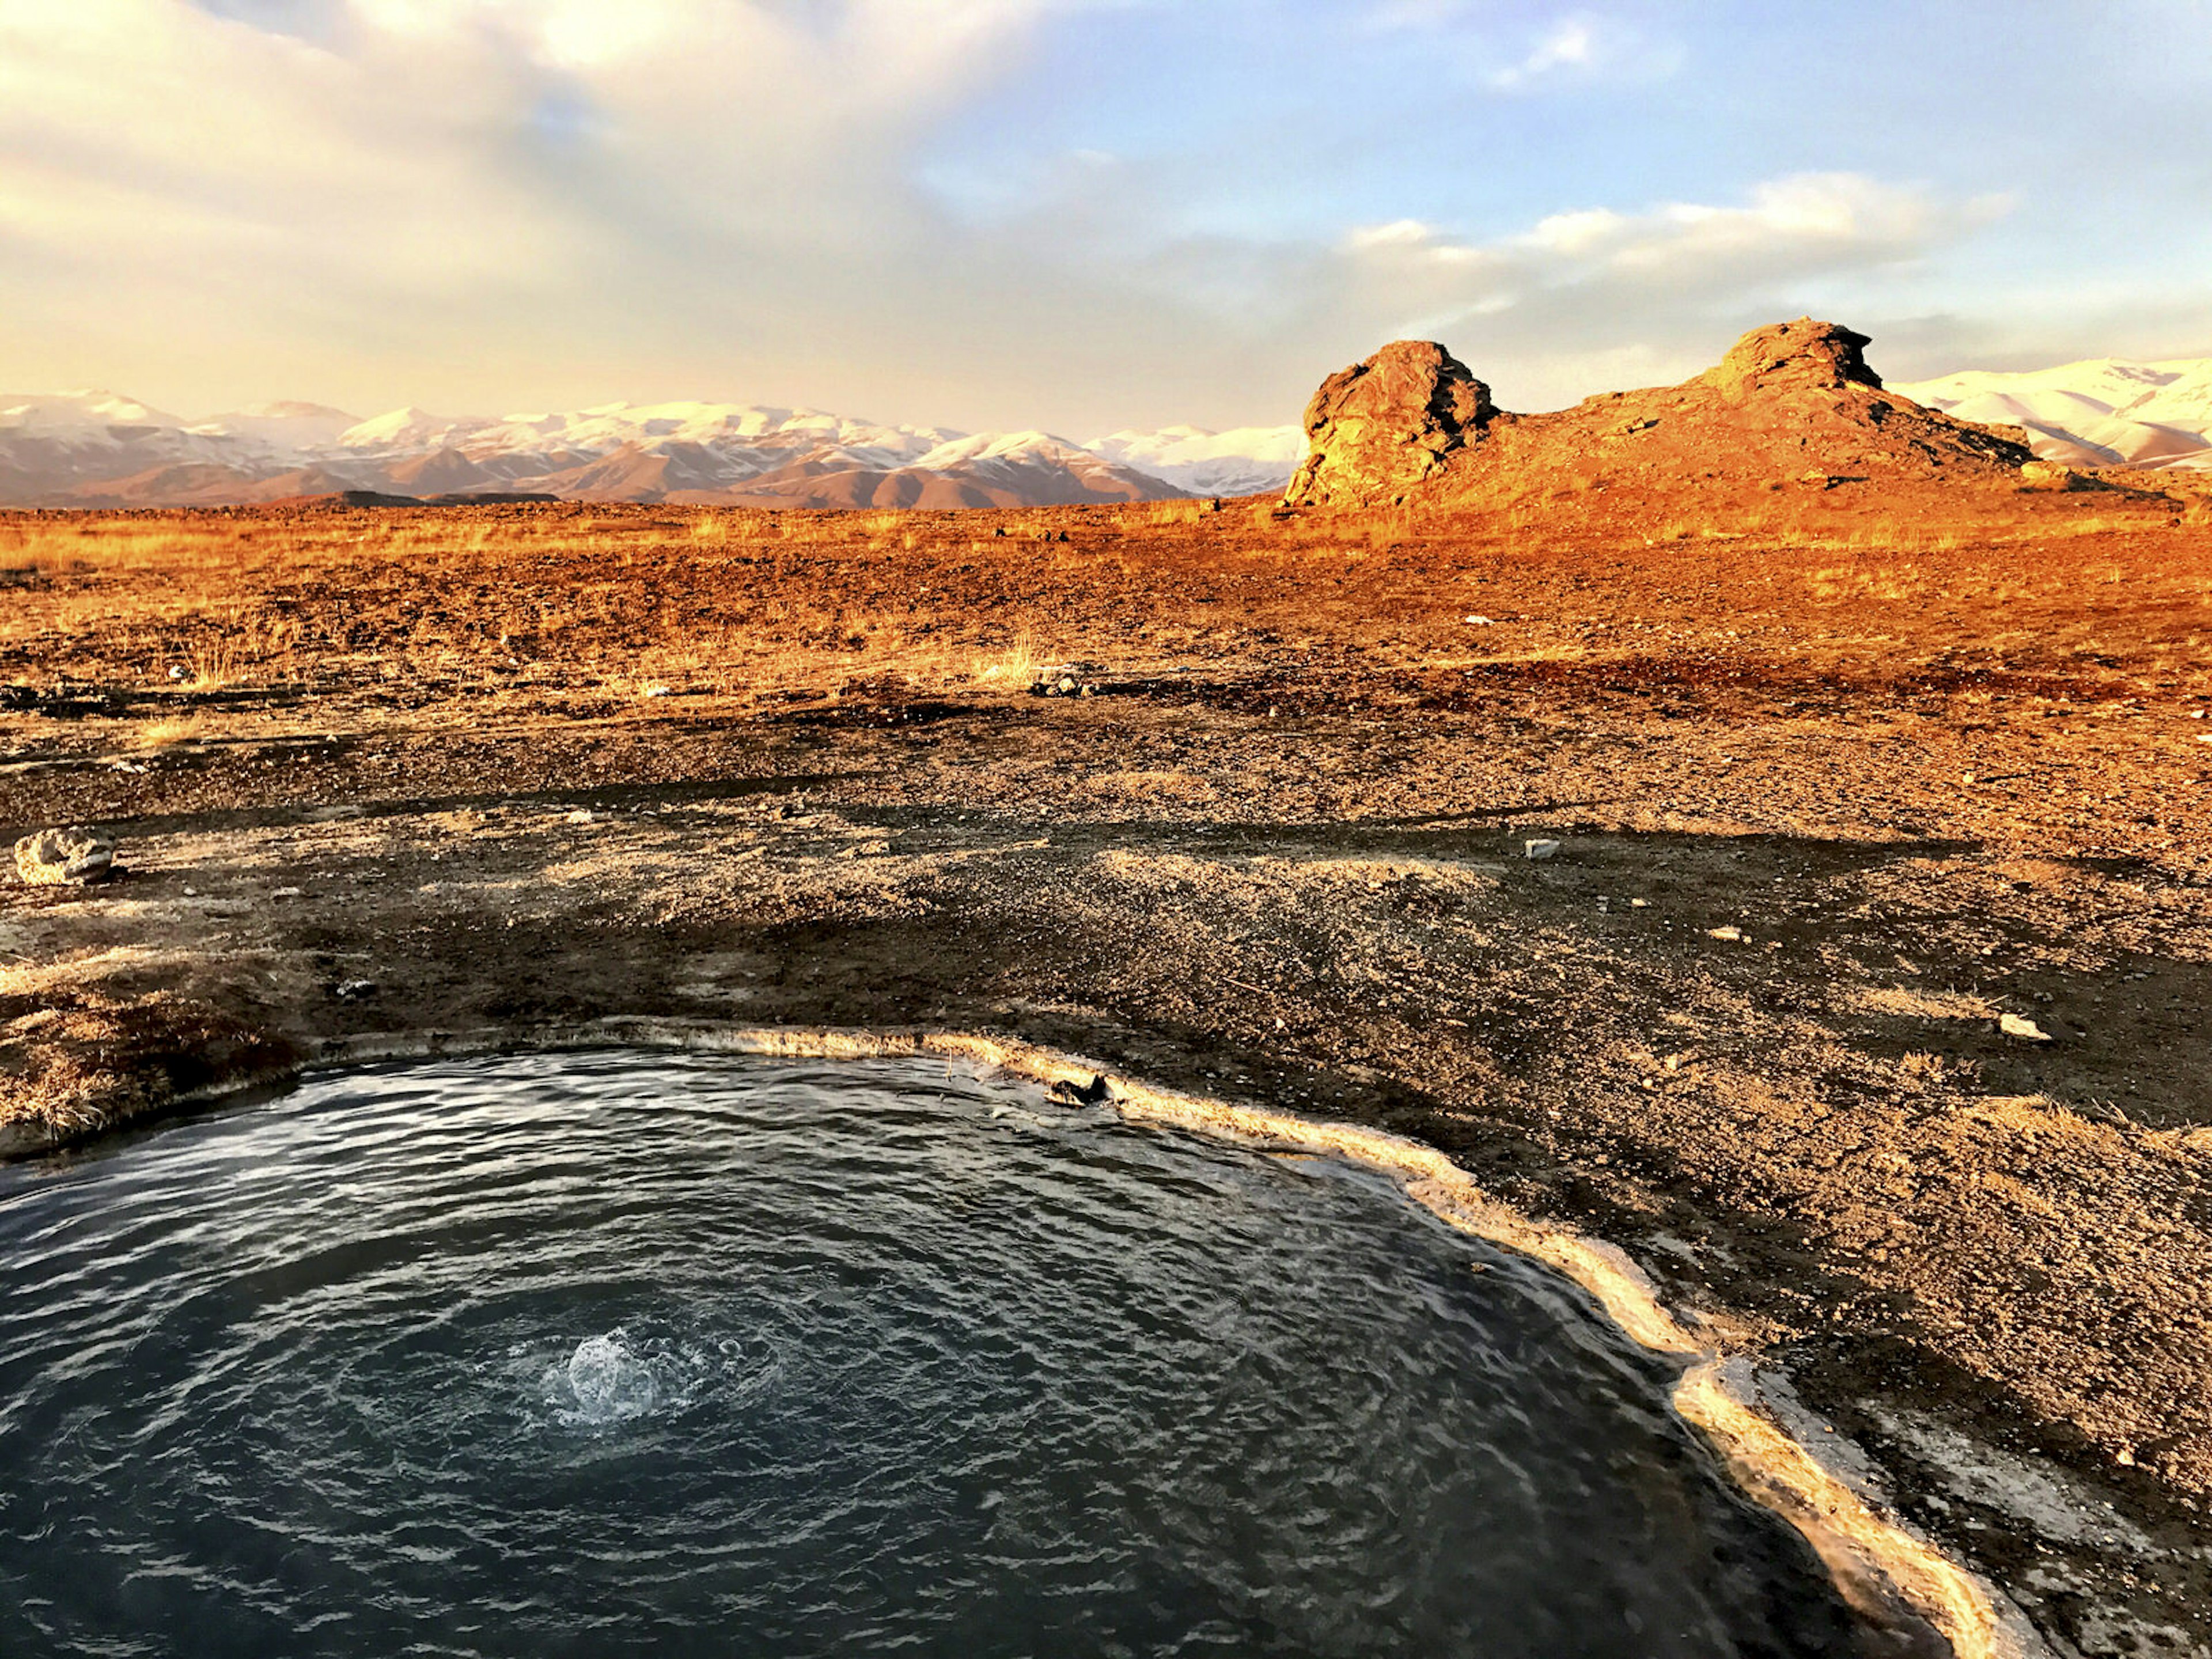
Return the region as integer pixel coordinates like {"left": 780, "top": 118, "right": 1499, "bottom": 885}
{"left": 3, "top": 480, "right": 2211, "bottom": 1655}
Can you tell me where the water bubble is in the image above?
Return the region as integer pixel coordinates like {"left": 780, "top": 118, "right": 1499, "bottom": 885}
{"left": 547, "top": 1332, "right": 662, "bottom": 1427}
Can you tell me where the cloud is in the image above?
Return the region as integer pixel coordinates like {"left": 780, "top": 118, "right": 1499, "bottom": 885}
{"left": 1360, "top": 3, "right": 1679, "bottom": 90}
{"left": 1488, "top": 15, "right": 1597, "bottom": 86}
{"left": 0, "top": 1, "right": 2115, "bottom": 432}
{"left": 1306, "top": 173, "right": 2013, "bottom": 404}
{"left": 1340, "top": 173, "right": 2003, "bottom": 302}
{"left": 0, "top": 0, "right": 1137, "bottom": 420}
{"left": 1488, "top": 10, "right": 1679, "bottom": 89}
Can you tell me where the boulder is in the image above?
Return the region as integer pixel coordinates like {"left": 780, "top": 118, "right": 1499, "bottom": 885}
{"left": 1696, "top": 317, "right": 1883, "bottom": 402}
{"left": 2021, "top": 460, "right": 2090, "bottom": 492}
{"left": 15, "top": 825, "right": 116, "bottom": 886}
{"left": 1282, "top": 340, "right": 1495, "bottom": 509}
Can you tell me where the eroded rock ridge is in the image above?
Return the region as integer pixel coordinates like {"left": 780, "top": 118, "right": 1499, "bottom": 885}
{"left": 1283, "top": 318, "right": 2039, "bottom": 510}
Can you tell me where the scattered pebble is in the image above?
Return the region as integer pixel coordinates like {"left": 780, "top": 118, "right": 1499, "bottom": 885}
{"left": 1463, "top": 614, "right": 1494, "bottom": 626}
{"left": 1629, "top": 897, "right": 1650, "bottom": 908}
{"left": 1523, "top": 838, "right": 1561, "bottom": 861}
{"left": 2000, "top": 1012, "right": 2054, "bottom": 1043}
{"left": 335, "top": 979, "right": 377, "bottom": 1001}
{"left": 1708, "top": 925, "right": 1746, "bottom": 942}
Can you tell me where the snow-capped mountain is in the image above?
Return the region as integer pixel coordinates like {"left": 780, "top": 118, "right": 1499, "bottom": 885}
{"left": 1892, "top": 358, "right": 2212, "bottom": 471}
{"left": 1086, "top": 423, "right": 1305, "bottom": 496}
{"left": 191, "top": 402, "right": 362, "bottom": 452}
{"left": 0, "top": 389, "right": 1306, "bottom": 509}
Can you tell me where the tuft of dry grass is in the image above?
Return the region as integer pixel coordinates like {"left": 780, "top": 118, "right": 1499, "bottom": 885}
{"left": 1804, "top": 564, "right": 1926, "bottom": 604}
{"left": 1853, "top": 986, "right": 1999, "bottom": 1021}
{"left": 137, "top": 714, "right": 206, "bottom": 748}
{"left": 184, "top": 637, "right": 243, "bottom": 690}
{"left": 972, "top": 631, "right": 1051, "bottom": 687}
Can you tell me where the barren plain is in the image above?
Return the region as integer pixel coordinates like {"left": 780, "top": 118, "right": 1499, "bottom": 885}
{"left": 4, "top": 479, "right": 2211, "bottom": 1653}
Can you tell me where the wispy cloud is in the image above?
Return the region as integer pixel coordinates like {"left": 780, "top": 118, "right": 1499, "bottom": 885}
{"left": 1487, "top": 10, "right": 1678, "bottom": 89}
{"left": 1317, "top": 173, "right": 2013, "bottom": 403}
{"left": 1359, "top": 3, "right": 1679, "bottom": 90}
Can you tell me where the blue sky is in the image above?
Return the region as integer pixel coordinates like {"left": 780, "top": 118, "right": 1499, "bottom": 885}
{"left": 2, "top": 0, "right": 2208, "bottom": 431}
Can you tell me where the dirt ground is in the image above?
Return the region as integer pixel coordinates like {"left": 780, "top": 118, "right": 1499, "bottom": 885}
{"left": 3, "top": 485, "right": 2211, "bottom": 1654}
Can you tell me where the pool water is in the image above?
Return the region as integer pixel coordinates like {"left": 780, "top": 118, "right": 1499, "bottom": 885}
{"left": 0, "top": 1051, "right": 1865, "bottom": 1657}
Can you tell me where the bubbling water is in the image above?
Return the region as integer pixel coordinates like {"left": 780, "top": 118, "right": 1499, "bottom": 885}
{"left": 0, "top": 1051, "right": 1870, "bottom": 1659}
{"left": 548, "top": 1332, "right": 664, "bottom": 1426}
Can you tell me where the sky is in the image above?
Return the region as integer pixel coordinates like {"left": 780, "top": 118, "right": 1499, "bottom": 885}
{"left": 2, "top": 0, "right": 2209, "bottom": 434}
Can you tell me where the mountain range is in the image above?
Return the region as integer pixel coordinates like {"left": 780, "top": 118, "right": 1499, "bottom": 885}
{"left": 2, "top": 352, "right": 2203, "bottom": 510}
{"left": 0, "top": 392, "right": 1306, "bottom": 510}
{"left": 1891, "top": 358, "right": 2212, "bottom": 471}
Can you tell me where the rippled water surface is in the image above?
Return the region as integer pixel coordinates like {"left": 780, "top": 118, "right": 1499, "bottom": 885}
{"left": 0, "top": 1051, "right": 1861, "bottom": 1657}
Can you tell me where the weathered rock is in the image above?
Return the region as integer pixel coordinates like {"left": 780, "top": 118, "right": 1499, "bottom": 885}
{"left": 1696, "top": 317, "right": 1882, "bottom": 402}
{"left": 2000, "top": 1012, "right": 2054, "bottom": 1043}
{"left": 2021, "top": 460, "right": 2089, "bottom": 492}
{"left": 1278, "top": 316, "right": 2036, "bottom": 513}
{"left": 14, "top": 826, "right": 116, "bottom": 886}
{"left": 1281, "top": 340, "right": 1494, "bottom": 509}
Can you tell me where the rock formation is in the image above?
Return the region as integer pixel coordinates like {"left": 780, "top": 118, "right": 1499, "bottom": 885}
{"left": 1695, "top": 317, "right": 1883, "bottom": 401}
{"left": 1282, "top": 318, "right": 2039, "bottom": 511}
{"left": 1281, "top": 341, "right": 1495, "bottom": 509}
{"left": 15, "top": 826, "right": 116, "bottom": 886}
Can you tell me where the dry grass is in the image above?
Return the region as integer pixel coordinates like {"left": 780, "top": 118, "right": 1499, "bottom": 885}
{"left": 1804, "top": 564, "right": 1927, "bottom": 604}
{"left": 1853, "top": 986, "right": 2000, "bottom": 1021}
{"left": 973, "top": 631, "right": 1051, "bottom": 686}
{"left": 183, "top": 637, "right": 243, "bottom": 690}
{"left": 2, "top": 493, "right": 2206, "bottom": 718}
{"left": 137, "top": 714, "right": 206, "bottom": 748}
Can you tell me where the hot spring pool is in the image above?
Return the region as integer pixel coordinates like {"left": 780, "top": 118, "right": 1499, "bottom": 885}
{"left": 0, "top": 1051, "right": 1866, "bottom": 1656}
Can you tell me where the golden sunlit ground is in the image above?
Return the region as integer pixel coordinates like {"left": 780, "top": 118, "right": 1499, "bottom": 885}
{"left": 5, "top": 486, "right": 2212, "bottom": 1652}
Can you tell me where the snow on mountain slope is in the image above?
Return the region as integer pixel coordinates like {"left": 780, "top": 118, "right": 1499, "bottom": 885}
{"left": 190, "top": 402, "right": 361, "bottom": 452}
{"left": 1086, "top": 424, "right": 1306, "bottom": 497}
{"left": 0, "top": 389, "right": 1186, "bottom": 507}
{"left": 0, "top": 391, "right": 252, "bottom": 497}
{"left": 338, "top": 407, "right": 500, "bottom": 454}
{"left": 1, "top": 389, "right": 191, "bottom": 435}
{"left": 1894, "top": 358, "right": 2212, "bottom": 471}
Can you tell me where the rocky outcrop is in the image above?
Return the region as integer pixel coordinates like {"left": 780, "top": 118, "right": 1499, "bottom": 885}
{"left": 1281, "top": 318, "right": 2040, "bottom": 511}
{"left": 1281, "top": 341, "right": 1496, "bottom": 509}
{"left": 1696, "top": 317, "right": 1883, "bottom": 402}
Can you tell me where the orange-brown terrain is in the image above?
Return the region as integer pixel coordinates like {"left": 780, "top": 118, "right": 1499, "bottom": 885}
{"left": 6, "top": 325, "right": 2212, "bottom": 1654}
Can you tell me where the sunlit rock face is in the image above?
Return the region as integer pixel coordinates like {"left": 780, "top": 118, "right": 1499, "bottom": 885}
{"left": 1281, "top": 340, "right": 1496, "bottom": 509}
{"left": 1281, "top": 317, "right": 2040, "bottom": 511}
{"left": 1695, "top": 317, "right": 1885, "bottom": 402}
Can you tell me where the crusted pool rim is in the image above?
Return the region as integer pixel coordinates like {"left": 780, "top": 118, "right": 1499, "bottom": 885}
{"left": 116, "top": 1013, "right": 2049, "bottom": 1659}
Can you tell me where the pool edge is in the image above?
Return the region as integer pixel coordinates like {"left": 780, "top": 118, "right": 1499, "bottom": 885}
{"left": 105, "top": 1014, "right": 2063, "bottom": 1659}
